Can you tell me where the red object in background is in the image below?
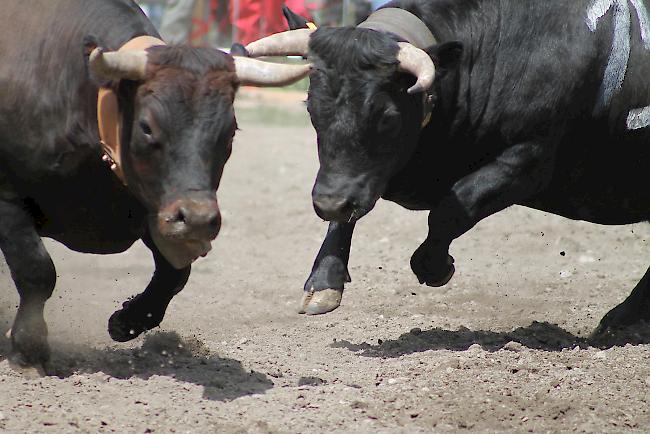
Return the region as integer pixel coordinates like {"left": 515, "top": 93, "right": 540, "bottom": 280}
{"left": 285, "top": 0, "right": 315, "bottom": 21}
{"left": 233, "top": 0, "right": 314, "bottom": 45}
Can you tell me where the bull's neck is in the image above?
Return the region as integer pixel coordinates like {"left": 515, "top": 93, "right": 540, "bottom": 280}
{"left": 397, "top": 0, "right": 502, "bottom": 144}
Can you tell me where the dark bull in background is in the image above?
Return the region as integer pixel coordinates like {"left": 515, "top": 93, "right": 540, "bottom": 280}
{"left": 243, "top": 0, "right": 650, "bottom": 339}
{"left": 0, "top": 0, "right": 309, "bottom": 369}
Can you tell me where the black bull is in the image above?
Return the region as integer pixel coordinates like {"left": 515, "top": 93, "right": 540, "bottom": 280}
{"left": 246, "top": 0, "right": 650, "bottom": 336}
{"left": 0, "top": 0, "right": 308, "bottom": 368}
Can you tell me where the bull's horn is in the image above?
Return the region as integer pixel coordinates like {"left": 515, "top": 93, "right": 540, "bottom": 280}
{"left": 234, "top": 56, "right": 311, "bottom": 87}
{"left": 397, "top": 42, "right": 435, "bottom": 94}
{"left": 89, "top": 47, "right": 148, "bottom": 81}
{"left": 245, "top": 28, "right": 313, "bottom": 57}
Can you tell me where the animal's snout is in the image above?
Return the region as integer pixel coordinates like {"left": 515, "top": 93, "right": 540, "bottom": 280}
{"left": 158, "top": 198, "right": 221, "bottom": 240}
{"left": 313, "top": 195, "right": 354, "bottom": 222}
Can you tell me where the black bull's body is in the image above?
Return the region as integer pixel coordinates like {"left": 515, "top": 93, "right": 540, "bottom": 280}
{"left": 268, "top": 0, "right": 650, "bottom": 334}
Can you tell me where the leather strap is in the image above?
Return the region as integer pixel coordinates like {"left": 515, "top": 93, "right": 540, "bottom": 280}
{"left": 358, "top": 9, "right": 436, "bottom": 128}
{"left": 97, "top": 36, "right": 165, "bottom": 185}
{"left": 358, "top": 8, "right": 436, "bottom": 49}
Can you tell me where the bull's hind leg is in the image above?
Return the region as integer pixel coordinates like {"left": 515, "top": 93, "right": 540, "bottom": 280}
{"left": 593, "top": 266, "right": 650, "bottom": 337}
{"left": 0, "top": 198, "right": 56, "bottom": 367}
{"left": 107, "top": 230, "right": 190, "bottom": 342}
{"left": 300, "top": 221, "right": 355, "bottom": 315}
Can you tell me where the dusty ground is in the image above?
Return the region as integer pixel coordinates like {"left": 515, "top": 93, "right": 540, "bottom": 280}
{"left": 1, "top": 89, "right": 650, "bottom": 433}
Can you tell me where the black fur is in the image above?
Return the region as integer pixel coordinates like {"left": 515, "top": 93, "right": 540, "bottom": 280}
{"left": 298, "top": 0, "right": 650, "bottom": 335}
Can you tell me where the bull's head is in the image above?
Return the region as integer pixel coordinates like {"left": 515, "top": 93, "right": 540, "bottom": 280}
{"left": 88, "top": 43, "right": 309, "bottom": 266}
{"left": 245, "top": 26, "right": 462, "bottom": 223}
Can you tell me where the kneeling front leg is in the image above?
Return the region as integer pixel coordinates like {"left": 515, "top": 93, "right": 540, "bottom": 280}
{"left": 411, "top": 141, "right": 554, "bottom": 286}
{"left": 300, "top": 221, "right": 355, "bottom": 315}
{"left": 108, "top": 230, "right": 190, "bottom": 342}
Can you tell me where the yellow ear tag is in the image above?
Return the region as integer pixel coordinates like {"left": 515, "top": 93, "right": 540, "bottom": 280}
{"left": 306, "top": 22, "right": 318, "bottom": 30}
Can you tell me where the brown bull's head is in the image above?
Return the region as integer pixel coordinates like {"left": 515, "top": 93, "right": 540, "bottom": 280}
{"left": 88, "top": 43, "right": 309, "bottom": 267}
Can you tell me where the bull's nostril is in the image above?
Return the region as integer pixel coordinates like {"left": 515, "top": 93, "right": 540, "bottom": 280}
{"left": 313, "top": 196, "right": 354, "bottom": 221}
{"left": 160, "top": 200, "right": 220, "bottom": 238}
{"left": 176, "top": 207, "right": 188, "bottom": 224}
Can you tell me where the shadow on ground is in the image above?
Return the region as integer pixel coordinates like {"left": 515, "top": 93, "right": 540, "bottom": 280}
{"left": 331, "top": 321, "right": 650, "bottom": 357}
{"left": 0, "top": 330, "right": 273, "bottom": 401}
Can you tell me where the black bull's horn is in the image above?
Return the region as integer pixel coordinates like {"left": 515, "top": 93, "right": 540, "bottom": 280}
{"left": 89, "top": 47, "right": 310, "bottom": 86}
{"left": 244, "top": 29, "right": 435, "bottom": 94}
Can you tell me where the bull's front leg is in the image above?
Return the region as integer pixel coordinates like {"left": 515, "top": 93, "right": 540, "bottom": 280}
{"left": 411, "top": 142, "right": 554, "bottom": 286}
{"left": 0, "top": 197, "right": 56, "bottom": 369}
{"left": 299, "top": 221, "right": 355, "bottom": 315}
{"left": 107, "top": 229, "right": 190, "bottom": 342}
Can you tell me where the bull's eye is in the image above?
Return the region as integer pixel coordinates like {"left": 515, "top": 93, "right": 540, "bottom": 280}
{"left": 139, "top": 120, "right": 153, "bottom": 137}
{"left": 377, "top": 109, "right": 402, "bottom": 134}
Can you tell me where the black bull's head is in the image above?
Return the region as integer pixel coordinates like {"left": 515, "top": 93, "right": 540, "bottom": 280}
{"left": 88, "top": 44, "right": 310, "bottom": 266}
{"left": 243, "top": 27, "right": 462, "bottom": 222}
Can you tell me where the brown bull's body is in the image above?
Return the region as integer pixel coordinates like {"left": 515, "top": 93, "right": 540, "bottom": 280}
{"left": 0, "top": 0, "right": 156, "bottom": 251}
{"left": 0, "top": 0, "right": 237, "bottom": 368}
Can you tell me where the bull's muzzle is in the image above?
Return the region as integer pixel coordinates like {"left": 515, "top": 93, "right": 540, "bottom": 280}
{"left": 157, "top": 198, "right": 221, "bottom": 241}
{"left": 313, "top": 195, "right": 355, "bottom": 222}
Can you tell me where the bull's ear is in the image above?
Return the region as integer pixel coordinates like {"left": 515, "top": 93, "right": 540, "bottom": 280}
{"left": 230, "top": 42, "right": 250, "bottom": 57}
{"left": 83, "top": 35, "right": 100, "bottom": 59}
{"left": 427, "top": 41, "right": 463, "bottom": 71}
{"left": 83, "top": 35, "right": 111, "bottom": 86}
{"left": 282, "top": 4, "right": 310, "bottom": 30}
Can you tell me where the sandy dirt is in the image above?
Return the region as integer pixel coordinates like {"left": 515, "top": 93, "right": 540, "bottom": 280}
{"left": 1, "top": 90, "right": 650, "bottom": 433}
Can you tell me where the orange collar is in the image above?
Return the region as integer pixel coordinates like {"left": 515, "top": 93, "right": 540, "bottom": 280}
{"left": 97, "top": 36, "right": 165, "bottom": 185}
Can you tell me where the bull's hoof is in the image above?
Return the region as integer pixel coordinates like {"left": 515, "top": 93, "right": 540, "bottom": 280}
{"left": 298, "top": 289, "right": 343, "bottom": 315}
{"left": 9, "top": 319, "right": 51, "bottom": 370}
{"left": 411, "top": 251, "right": 456, "bottom": 287}
{"left": 7, "top": 358, "right": 46, "bottom": 378}
{"left": 590, "top": 298, "right": 650, "bottom": 345}
{"left": 108, "top": 301, "right": 164, "bottom": 343}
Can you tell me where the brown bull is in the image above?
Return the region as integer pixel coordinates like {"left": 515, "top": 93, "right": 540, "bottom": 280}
{"left": 0, "top": 0, "right": 308, "bottom": 369}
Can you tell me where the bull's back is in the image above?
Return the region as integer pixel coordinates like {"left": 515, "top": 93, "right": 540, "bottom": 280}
{"left": 536, "top": 0, "right": 650, "bottom": 223}
{"left": 0, "top": 0, "right": 157, "bottom": 178}
{"left": 393, "top": 0, "right": 650, "bottom": 223}
{"left": 467, "top": 0, "right": 650, "bottom": 223}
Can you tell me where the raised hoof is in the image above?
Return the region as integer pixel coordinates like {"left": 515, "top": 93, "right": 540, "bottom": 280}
{"left": 413, "top": 254, "right": 456, "bottom": 287}
{"left": 411, "top": 251, "right": 456, "bottom": 287}
{"left": 421, "top": 263, "right": 456, "bottom": 287}
{"left": 299, "top": 289, "right": 343, "bottom": 315}
{"left": 108, "top": 309, "right": 162, "bottom": 343}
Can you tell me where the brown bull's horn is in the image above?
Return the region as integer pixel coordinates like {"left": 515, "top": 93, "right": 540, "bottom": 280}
{"left": 245, "top": 28, "right": 313, "bottom": 57}
{"left": 234, "top": 56, "right": 311, "bottom": 87}
{"left": 89, "top": 47, "right": 149, "bottom": 81}
{"left": 396, "top": 42, "right": 435, "bottom": 94}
